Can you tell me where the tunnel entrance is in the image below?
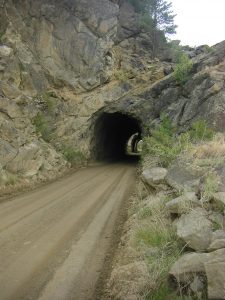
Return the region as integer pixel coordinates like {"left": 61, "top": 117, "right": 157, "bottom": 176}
{"left": 92, "top": 112, "right": 142, "bottom": 161}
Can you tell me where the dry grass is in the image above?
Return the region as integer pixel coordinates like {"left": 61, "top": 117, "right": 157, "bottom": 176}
{"left": 192, "top": 133, "right": 225, "bottom": 160}
{"left": 131, "top": 194, "right": 183, "bottom": 299}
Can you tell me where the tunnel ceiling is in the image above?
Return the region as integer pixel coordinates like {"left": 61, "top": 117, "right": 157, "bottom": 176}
{"left": 92, "top": 112, "right": 141, "bottom": 161}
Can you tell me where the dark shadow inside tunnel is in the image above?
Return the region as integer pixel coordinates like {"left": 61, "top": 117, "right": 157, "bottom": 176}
{"left": 92, "top": 112, "right": 142, "bottom": 162}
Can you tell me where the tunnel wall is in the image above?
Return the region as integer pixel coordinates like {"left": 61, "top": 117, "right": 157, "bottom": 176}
{"left": 91, "top": 112, "right": 142, "bottom": 161}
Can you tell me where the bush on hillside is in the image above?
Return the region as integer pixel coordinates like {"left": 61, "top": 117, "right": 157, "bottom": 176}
{"left": 174, "top": 53, "right": 193, "bottom": 84}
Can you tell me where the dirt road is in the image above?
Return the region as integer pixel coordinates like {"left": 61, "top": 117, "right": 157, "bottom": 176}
{"left": 0, "top": 163, "right": 136, "bottom": 300}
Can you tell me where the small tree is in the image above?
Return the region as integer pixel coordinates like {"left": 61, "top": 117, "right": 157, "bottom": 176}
{"left": 128, "top": 0, "right": 177, "bottom": 57}
{"left": 146, "top": 0, "right": 177, "bottom": 56}
{"left": 146, "top": 0, "right": 177, "bottom": 34}
{"left": 174, "top": 53, "right": 193, "bottom": 85}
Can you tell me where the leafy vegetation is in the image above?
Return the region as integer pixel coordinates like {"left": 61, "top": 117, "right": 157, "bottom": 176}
{"left": 33, "top": 112, "right": 53, "bottom": 142}
{"left": 128, "top": 0, "right": 176, "bottom": 34}
{"left": 212, "top": 219, "right": 223, "bottom": 231}
{"left": 133, "top": 195, "right": 183, "bottom": 299}
{"left": 42, "top": 93, "right": 55, "bottom": 113}
{"left": 135, "top": 224, "right": 176, "bottom": 247}
{"left": 142, "top": 115, "right": 189, "bottom": 167}
{"left": 32, "top": 93, "right": 57, "bottom": 142}
{"left": 142, "top": 116, "right": 214, "bottom": 167}
{"left": 138, "top": 13, "right": 154, "bottom": 31}
{"left": 174, "top": 53, "right": 193, "bottom": 84}
{"left": 189, "top": 119, "right": 214, "bottom": 141}
{"left": 4, "top": 174, "right": 19, "bottom": 186}
{"left": 128, "top": 0, "right": 177, "bottom": 56}
{"left": 127, "top": 0, "right": 146, "bottom": 12}
{"left": 114, "top": 69, "right": 132, "bottom": 82}
{"left": 61, "top": 146, "right": 86, "bottom": 166}
{"left": 201, "top": 172, "right": 219, "bottom": 201}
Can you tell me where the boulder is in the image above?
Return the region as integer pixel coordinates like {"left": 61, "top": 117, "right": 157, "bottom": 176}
{"left": 208, "top": 239, "right": 225, "bottom": 251}
{"left": 0, "top": 45, "right": 13, "bottom": 57}
{"left": 205, "top": 249, "right": 225, "bottom": 299}
{"left": 176, "top": 208, "right": 213, "bottom": 251}
{"left": 166, "top": 192, "right": 200, "bottom": 215}
{"left": 141, "top": 167, "right": 168, "bottom": 190}
{"left": 212, "top": 192, "right": 225, "bottom": 213}
{"left": 208, "top": 230, "right": 225, "bottom": 251}
{"left": 211, "top": 230, "right": 225, "bottom": 240}
{"left": 165, "top": 162, "right": 202, "bottom": 192}
{"left": 169, "top": 252, "right": 210, "bottom": 284}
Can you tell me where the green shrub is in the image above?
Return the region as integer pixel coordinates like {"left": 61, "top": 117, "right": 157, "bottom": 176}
{"left": 33, "top": 113, "right": 53, "bottom": 142}
{"left": 61, "top": 146, "right": 86, "bottom": 166}
{"left": 5, "top": 174, "right": 18, "bottom": 186}
{"left": 42, "top": 93, "right": 55, "bottom": 113}
{"left": 127, "top": 0, "right": 146, "bottom": 12}
{"left": 138, "top": 206, "right": 153, "bottom": 219}
{"left": 114, "top": 69, "right": 131, "bottom": 82}
{"left": 212, "top": 220, "right": 223, "bottom": 231}
{"left": 138, "top": 13, "right": 154, "bottom": 31}
{"left": 142, "top": 116, "right": 190, "bottom": 167}
{"left": 135, "top": 225, "right": 176, "bottom": 247}
{"left": 202, "top": 172, "right": 219, "bottom": 201}
{"left": 142, "top": 117, "right": 214, "bottom": 167}
{"left": 189, "top": 120, "right": 214, "bottom": 142}
{"left": 174, "top": 53, "right": 193, "bottom": 84}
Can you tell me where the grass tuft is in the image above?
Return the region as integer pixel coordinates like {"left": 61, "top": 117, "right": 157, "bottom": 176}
{"left": 142, "top": 116, "right": 214, "bottom": 168}
{"left": 33, "top": 112, "right": 53, "bottom": 142}
{"left": 174, "top": 53, "right": 193, "bottom": 85}
{"left": 61, "top": 146, "right": 86, "bottom": 166}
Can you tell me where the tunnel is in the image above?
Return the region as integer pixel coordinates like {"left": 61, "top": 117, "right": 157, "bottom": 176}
{"left": 92, "top": 112, "right": 142, "bottom": 161}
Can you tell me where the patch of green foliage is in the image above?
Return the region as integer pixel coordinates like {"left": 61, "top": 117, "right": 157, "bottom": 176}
{"left": 189, "top": 119, "right": 214, "bottom": 142}
{"left": 174, "top": 53, "right": 193, "bottom": 85}
{"left": 142, "top": 116, "right": 189, "bottom": 167}
{"left": 138, "top": 206, "right": 153, "bottom": 219}
{"left": 33, "top": 112, "right": 53, "bottom": 142}
{"left": 61, "top": 146, "right": 86, "bottom": 166}
{"left": 5, "top": 174, "right": 18, "bottom": 186}
{"left": 212, "top": 220, "right": 223, "bottom": 231}
{"left": 33, "top": 92, "right": 57, "bottom": 142}
{"left": 127, "top": 0, "right": 146, "bottom": 12}
{"left": 138, "top": 13, "right": 154, "bottom": 31}
{"left": 200, "top": 44, "right": 215, "bottom": 54}
{"left": 201, "top": 172, "right": 219, "bottom": 201}
{"left": 114, "top": 69, "right": 131, "bottom": 82}
{"left": 142, "top": 116, "right": 214, "bottom": 167}
{"left": 135, "top": 225, "right": 177, "bottom": 247}
{"left": 145, "top": 233, "right": 182, "bottom": 299}
{"left": 42, "top": 93, "right": 55, "bottom": 113}
{"left": 148, "top": 283, "right": 172, "bottom": 300}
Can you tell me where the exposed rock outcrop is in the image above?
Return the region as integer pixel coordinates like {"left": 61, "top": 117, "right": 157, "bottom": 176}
{"left": 1, "top": 0, "right": 225, "bottom": 191}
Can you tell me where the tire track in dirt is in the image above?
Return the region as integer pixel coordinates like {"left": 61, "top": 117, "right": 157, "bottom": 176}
{"left": 0, "top": 163, "right": 136, "bottom": 300}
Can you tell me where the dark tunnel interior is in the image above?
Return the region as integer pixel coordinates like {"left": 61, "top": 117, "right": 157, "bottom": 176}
{"left": 92, "top": 112, "right": 142, "bottom": 161}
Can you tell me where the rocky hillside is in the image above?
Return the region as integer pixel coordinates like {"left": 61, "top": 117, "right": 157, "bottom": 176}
{"left": 105, "top": 130, "right": 225, "bottom": 299}
{"left": 0, "top": 0, "right": 225, "bottom": 189}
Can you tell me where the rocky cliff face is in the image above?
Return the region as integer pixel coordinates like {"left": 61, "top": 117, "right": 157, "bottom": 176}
{"left": 0, "top": 0, "right": 225, "bottom": 187}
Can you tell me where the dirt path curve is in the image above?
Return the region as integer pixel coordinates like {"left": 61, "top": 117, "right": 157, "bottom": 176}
{"left": 0, "top": 163, "right": 136, "bottom": 300}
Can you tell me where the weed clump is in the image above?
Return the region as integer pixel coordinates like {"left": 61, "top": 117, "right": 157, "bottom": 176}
{"left": 142, "top": 116, "right": 214, "bottom": 167}
{"left": 33, "top": 113, "right": 53, "bottom": 142}
{"left": 133, "top": 195, "right": 183, "bottom": 299}
{"left": 174, "top": 53, "right": 193, "bottom": 85}
{"left": 61, "top": 146, "right": 86, "bottom": 166}
{"left": 201, "top": 172, "right": 219, "bottom": 201}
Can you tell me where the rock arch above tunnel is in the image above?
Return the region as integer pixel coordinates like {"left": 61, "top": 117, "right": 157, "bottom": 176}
{"left": 91, "top": 112, "right": 142, "bottom": 161}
